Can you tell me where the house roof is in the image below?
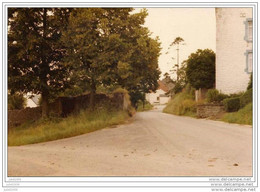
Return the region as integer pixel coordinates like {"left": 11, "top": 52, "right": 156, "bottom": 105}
{"left": 161, "top": 77, "right": 175, "bottom": 90}
{"left": 31, "top": 95, "right": 40, "bottom": 105}
{"left": 158, "top": 80, "right": 169, "bottom": 92}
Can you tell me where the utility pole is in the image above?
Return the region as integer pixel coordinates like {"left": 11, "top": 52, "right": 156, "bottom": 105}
{"left": 176, "top": 42, "right": 180, "bottom": 81}
{"left": 167, "top": 37, "right": 185, "bottom": 82}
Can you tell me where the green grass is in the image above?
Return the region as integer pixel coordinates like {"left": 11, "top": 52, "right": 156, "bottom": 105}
{"left": 8, "top": 108, "right": 130, "bottom": 146}
{"left": 163, "top": 92, "right": 197, "bottom": 117}
{"left": 221, "top": 102, "right": 252, "bottom": 125}
{"left": 137, "top": 101, "right": 153, "bottom": 112}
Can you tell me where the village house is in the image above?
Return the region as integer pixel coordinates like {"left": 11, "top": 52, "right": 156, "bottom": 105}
{"left": 145, "top": 80, "right": 172, "bottom": 105}
{"left": 215, "top": 8, "right": 253, "bottom": 94}
{"left": 25, "top": 94, "right": 40, "bottom": 108}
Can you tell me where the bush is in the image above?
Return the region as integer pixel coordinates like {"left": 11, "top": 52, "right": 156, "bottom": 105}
{"left": 240, "top": 88, "right": 252, "bottom": 108}
{"left": 137, "top": 100, "right": 153, "bottom": 112}
{"left": 184, "top": 83, "right": 196, "bottom": 98}
{"left": 221, "top": 103, "right": 252, "bottom": 125}
{"left": 8, "top": 93, "right": 26, "bottom": 110}
{"left": 229, "top": 92, "right": 244, "bottom": 98}
{"left": 163, "top": 92, "right": 196, "bottom": 117}
{"left": 223, "top": 97, "right": 240, "bottom": 112}
{"left": 247, "top": 73, "right": 252, "bottom": 90}
{"left": 178, "top": 99, "right": 197, "bottom": 115}
{"left": 206, "top": 89, "right": 228, "bottom": 103}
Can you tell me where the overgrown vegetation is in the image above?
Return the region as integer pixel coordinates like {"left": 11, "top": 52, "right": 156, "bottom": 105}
{"left": 163, "top": 92, "right": 196, "bottom": 117}
{"left": 8, "top": 8, "right": 161, "bottom": 117}
{"left": 223, "top": 97, "right": 240, "bottom": 112}
{"left": 137, "top": 100, "right": 153, "bottom": 112}
{"left": 240, "top": 88, "right": 252, "bottom": 108}
{"left": 221, "top": 103, "right": 252, "bottom": 125}
{"left": 8, "top": 93, "right": 26, "bottom": 110}
{"left": 8, "top": 108, "right": 130, "bottom": 146}
{"left": 206, "top": 89, "right": 228, "bottom": 103}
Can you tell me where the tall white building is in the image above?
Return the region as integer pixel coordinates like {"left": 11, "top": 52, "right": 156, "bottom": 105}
{"left": 216, "top": 8, "right": 252, "bottom": 94}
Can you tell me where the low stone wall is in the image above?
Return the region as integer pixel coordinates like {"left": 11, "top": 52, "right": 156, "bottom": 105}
{"left": 8, "top": 92, "right": 129, "bottom": 128}
{"left": 8, "top": 107, "right": 42, "bottom": 128}
{"left": 197, "top": 103, "right": 224, "bottom": 118}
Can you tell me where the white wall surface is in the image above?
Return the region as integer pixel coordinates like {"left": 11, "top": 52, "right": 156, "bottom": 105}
{"left": 26, "top": 99, "right": 37, "bottom": 108}
{"left": 146, "top": 89, "right": 170, "bottom": 105}
{"left": 216, "top": 8, "right": 252, "bottom": 94}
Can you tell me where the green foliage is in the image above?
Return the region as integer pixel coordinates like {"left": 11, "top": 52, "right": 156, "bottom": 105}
{"left": 163, "top": 92, "right": 196, "bottom": 117}
{"left": 206, "top": 89, "right": 228, "bottom": 103}
{"left": 172, "top": 81, "right": 184, "bottom": 94}
{"left": 240, "top": 88, "right": 252, "bottom": 108}
{"left": 8, "top": 107, "right": 130, "bottom": 146}
{"left": 8, "top": 93, "right": 26, "bottom": 110}
{"left": 247, "top": 73, "right": 252, "bottom": 90}
{"left": 223, "top": 97, "right": 240, "bottom": 112}
{"left": 8, "top": 8, "right": 160, "bottom": 115}
{"left": 62, "top": 8, "right": 160, "bottom": 107}
{"left": 186, "top": 49, "right": 216, "bottom": 89}
{"left": 183, "top": 83, "right": 196, "bottom": 97}
{"left": 113, "top": 87, "right": 129, "bottom": 94}
{"left": 137, "top": 100, "right": 153, "bottom": 112}
{"left": 221, "top": 103, "right": 252, "bottom": 125}
{"left": 8, "top": 9, "right": 72, "bottom": 98}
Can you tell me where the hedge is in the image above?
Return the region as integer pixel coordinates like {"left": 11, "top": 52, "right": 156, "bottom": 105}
{"left": 223, "top": 97, "right": 240, "bottom": 112}
{"left": 206, "top": 89, "right": 228, "bottom": 103}
{"left": 240, "top": 88, "right": 252, "bottom": 108}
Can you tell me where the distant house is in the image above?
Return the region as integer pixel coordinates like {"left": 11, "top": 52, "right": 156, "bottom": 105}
{"left": 215, "top": 8, "right": 252, "bottom": 94}
{"left": 25, "top": 94, "right": 40, "bottom": 108}
{"left": 146, "top": 80, "right": 171, "bottom": 105}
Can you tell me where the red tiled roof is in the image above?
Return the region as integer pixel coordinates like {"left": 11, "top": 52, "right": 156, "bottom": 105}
{"left": 158, "top": 80, "right": 169, "bottom": 92}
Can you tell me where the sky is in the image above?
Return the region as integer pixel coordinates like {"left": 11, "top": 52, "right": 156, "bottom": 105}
{"left": 137, "top": 8, "right": 216, "bottom": 79}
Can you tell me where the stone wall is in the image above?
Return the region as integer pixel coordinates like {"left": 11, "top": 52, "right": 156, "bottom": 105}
{"left": 8, "top": 107, "right": 42, "bottom": 128}
{"left": 197, "top": 104, "right": 224, "bottom": 118}
{"left": 8, "top": 92, "right": 129, "bottom": 128}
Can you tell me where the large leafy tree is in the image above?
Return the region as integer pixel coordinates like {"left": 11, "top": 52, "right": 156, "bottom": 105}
{"left": 62, "top": 8, "right": 161, "bottom": 107}
{"left": 186, "top": 49, "right": 215, "bottom": 90}
{"left": 62, "top": 8, "right": 133, "bottom": 107}
{"left": 115, "top": 10, "right": 161, "bottom": 106}
{"left": 124, "top": 33, "right": 161, "bottom": 107}
{"left": 8, "top": 8, "right": 72, "bottom": 116}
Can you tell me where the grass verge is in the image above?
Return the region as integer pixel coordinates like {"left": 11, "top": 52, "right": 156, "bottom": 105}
{"left": 137, "top": 101, "right": 153, "bottom": 112}
{"left": 8, "top": 108, "right": 130, "bottom": 146}
{"left": 163, "top": 92, "right": 197, "bottom": 117}
{"left": 221, "top": 103, "right": 252, "bottom": 125}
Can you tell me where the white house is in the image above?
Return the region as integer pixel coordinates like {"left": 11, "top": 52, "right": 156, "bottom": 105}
{"left": 146, "top": 81, "right": 171, "bottom": 105}
{"left": 25, "top": 94, "right": 40, "bottom": 108}
{"left": 215, "top": 8, "right": 252, "bottom": 94}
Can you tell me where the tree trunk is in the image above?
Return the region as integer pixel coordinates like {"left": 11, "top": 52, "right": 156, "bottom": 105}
{"left": 41, "top": 92, "right": 49, "bottom": 118}
{"left": 89, "top": 82, "right": 96, "bottom": 110}
{"left": 142, "top": 93, "right": 145, "bottom": 109}
{"left": 41, "top": 9, "right": 49, "bottom": 118}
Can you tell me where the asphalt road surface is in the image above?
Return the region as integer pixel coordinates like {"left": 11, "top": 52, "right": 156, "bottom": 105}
{"left": 8, "top": 105, "right": 252, "bottom": 176}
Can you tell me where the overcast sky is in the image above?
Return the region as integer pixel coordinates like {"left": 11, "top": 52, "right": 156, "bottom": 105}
{"left": 138, "top": 8, "right": 216, "bottom": 79}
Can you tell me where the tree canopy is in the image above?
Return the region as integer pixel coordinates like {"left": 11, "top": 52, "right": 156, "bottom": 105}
{"left": 8, "top": 8, "right": 72, "bottom": 116}
{"left": 186, "top": 49, "right": 215, "bottom": 89}
{"left": 62, "top": 8, "right": 161, "bottom": 107}
{"left": 8, "top": 8, "right": 161, "bottom": 114}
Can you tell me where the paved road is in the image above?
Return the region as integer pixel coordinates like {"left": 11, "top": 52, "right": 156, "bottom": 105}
{"left": 8, "top": 105, "right": 252, "bottom": 176}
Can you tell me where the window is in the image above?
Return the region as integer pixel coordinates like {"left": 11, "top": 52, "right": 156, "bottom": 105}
{"left": 245, "top": 19, "right": 253, "bottom": 42}
{"left": 248, "top": 20, "right": 252, "bottom": 41}
{"left": 245, "top": 51, "right": 253, "bottom": 73}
